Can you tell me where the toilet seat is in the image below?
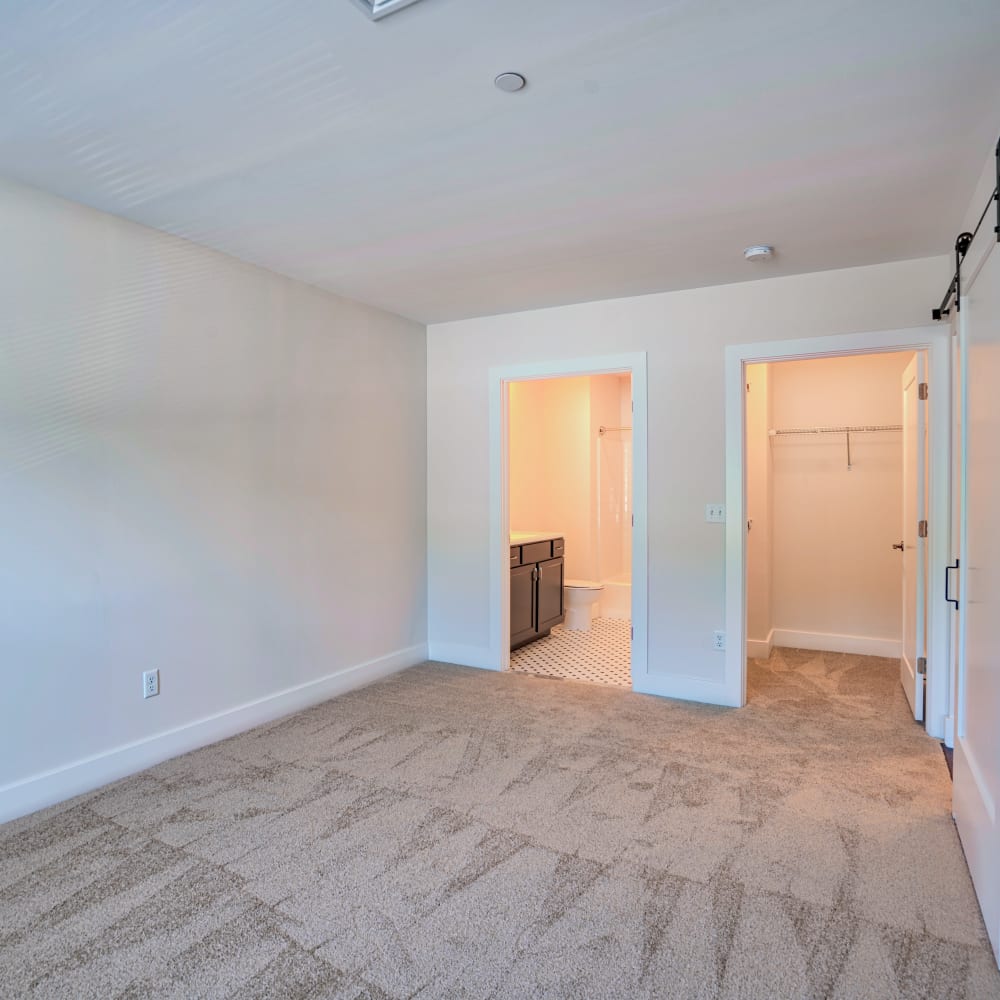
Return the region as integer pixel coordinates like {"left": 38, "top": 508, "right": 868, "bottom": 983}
{"left": 565, "top": 579, "right": 602, "bottom": 590}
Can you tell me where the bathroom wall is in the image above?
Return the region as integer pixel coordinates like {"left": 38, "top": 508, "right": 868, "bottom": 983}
{"left": 508, "top": 373, "right": 630, "bottom": 583}
{"left": 592, "top": 373, "right": 632, "bottom": 583}
{"left": 541, "top": 376, "right": 594, "bottom": 580}
{"left": 508, "top": 379, "right": 549, "bottom": 534}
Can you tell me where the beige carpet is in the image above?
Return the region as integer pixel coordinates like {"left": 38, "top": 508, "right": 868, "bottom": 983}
{"left": 1, "top": 649, "right": 998, "bottom": 999}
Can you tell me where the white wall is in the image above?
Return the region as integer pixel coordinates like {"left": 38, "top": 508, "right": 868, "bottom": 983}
{"left": 764, "top": 352, "right": 912, "bottom": 655}
{"left": 745, "top": 363, "right": 772, "bottom": 654}
{"left": 427, "top": 255, "right": 947, "bottom": 693}
{"left": 0, "top": 177, "right": 428, "bottom": 821}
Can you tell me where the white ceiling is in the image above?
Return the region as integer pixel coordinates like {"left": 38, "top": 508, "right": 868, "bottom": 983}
{"left": 1, "top": 0, "right": 998, "bottom": 323}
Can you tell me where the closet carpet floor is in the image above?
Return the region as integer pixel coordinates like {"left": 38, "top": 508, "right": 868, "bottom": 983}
{"left": 2, "top": 649, "right": 997, "bottom": 999}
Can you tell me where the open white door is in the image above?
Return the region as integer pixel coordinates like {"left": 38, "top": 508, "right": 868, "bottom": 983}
{"left": 954, "top": 238, "right": 1000, "bottom": 965}
{"left": 900, "top": 353, "right": 927, "bottom": 720}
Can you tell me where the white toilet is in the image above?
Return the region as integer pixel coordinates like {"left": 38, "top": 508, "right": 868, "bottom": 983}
{"left": 563, "top": 580, "right": 603, "bottom": 631}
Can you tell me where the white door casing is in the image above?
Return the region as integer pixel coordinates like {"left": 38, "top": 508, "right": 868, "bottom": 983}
{"left": 900, "top": 352, "right": 927, "bottom": 720}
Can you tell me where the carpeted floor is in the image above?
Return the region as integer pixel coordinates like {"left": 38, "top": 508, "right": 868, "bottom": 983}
{"left": 2, "top": 649, "right": 998, "bottom": 999}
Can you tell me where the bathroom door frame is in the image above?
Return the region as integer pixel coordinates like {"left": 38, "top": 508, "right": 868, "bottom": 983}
{"left": 724, "top": 326, "right": 953, "bottom": 739}
{"left": 488, "top": 352, "right": 648, "bottom": 682}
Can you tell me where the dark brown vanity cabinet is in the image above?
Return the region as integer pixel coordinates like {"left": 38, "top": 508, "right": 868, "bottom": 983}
{"left": 510, "top": 538, "right": 565, "bottom": 650}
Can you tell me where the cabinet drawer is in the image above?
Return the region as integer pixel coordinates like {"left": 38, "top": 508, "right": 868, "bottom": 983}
{"left": 551, "top": 537, "right": 565, "bottom": 557}
{"left": 510, "top": 546, "right": 522, "bottom": 567}
{"left": 521, "top": 541, "right": 552, "bottom": 564}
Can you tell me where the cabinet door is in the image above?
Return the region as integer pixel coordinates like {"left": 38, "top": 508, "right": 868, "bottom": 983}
{"left": 510, "top": 563, "right": 537, "bottom": 648}
{"left": 536, "top": 557, "right": 565, "bottom": 634}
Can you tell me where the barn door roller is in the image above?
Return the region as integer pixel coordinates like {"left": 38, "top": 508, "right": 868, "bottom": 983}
{"left": 931, "top": 134, "right": 999, "bottom": 321}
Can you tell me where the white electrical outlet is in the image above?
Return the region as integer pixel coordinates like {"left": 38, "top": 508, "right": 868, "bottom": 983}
{"left": 705, "top": 504, "right": 725, "bottom": 523}
{"left": 712, "top": 630, "right": 726, "bottom": 650}
{"left": 142, "top": 669, "right": 159, "bottom": 699}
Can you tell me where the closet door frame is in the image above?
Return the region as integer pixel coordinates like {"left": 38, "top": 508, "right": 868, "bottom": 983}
{"left": 724, "top": 325, "right": 952, "bottom": 739}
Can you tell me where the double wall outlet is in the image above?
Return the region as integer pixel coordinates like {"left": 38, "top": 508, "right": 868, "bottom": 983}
{"left": 142, "top": 669, "right": 159, "bottom": 699}
{"left": 705, "top": 504, "right": 725, "bottom": 523}
{"left": 712, "top": 630, "right": 726, "bottom": 651}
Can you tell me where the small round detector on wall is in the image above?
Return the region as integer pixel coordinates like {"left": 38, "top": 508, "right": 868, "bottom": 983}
{"left": 494, "top": 72, "right": 527, "bottom": 93}
{"left": 743, "top": 245, "right": 774, "bottom": 262}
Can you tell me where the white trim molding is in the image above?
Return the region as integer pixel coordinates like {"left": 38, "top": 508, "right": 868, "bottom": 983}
{"left": 0, "top": 644, "right": 427, "bottom": 825}
{"left": 746, "top": 629, "right": 774, "bottom": 660}
{"left": 488, "top": 353, "right": 649, "bottom": 686}
{"left": 632, "top": 671, "right": 741, "bottom": 708}
{"left": 957, "top": 737, "right": 995, "bottom": 824}
{"left": 427, "top": 642, "right": 498, "bottom": 671}
{"left": 953, "top": 735, "right": 999, "bottom": 966}
{"left": 725, "top": 326, "right": 952, "bottom": 738}
{"left": 771, "top": 629, "right": 902, "bottom": 659}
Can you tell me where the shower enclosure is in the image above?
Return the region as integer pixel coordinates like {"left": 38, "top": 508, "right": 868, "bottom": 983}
{"left": 596, "top": 424, "right": 632, "bottom": 619}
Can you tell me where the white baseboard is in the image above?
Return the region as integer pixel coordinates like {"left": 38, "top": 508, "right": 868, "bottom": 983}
{"left": 953, "top": 737, "right": 1000, "bottom": 965}
{"left": 771, "top": 628, "right": 901, "bottom": 658}
{"left": 0, "top": 643, "right": 427, "bottom": 826}
{"left": 944, "top": 715, "right": 955, "bottom": 750}
{"left": 427, "top": 641, "right": 499, "bottom": 671}
{"left": 957, "top": 737, "right": 996, "bottom": 825}
{"left": 746, "top": 629, "right": 774, "bottom": 660}
{"left": 632, "top": 671, "right": 741, "bottom": 708}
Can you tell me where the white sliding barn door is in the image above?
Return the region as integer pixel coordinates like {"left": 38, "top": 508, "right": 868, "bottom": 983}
{"left": 955, "top": 241, "right": 1000, "bottom": 965}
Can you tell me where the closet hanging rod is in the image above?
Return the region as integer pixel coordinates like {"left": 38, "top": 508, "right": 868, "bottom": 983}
{"left": 598, "top": 425, "right": 632, "bottom": 435}
{"left": 768, "top": 424, "right": 902, "bottom": 436}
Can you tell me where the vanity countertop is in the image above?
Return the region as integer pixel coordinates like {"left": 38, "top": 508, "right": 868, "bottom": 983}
{"left": 510, "top": 531, "right": 563, "bottom": 545}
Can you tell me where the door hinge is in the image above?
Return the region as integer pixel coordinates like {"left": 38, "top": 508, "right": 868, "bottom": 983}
{"left": 918, "top": 382, "right": 928, "bottom": 400}
{"left": 917, "top": 656, "right": 927, "bottom": 675}
{"left": 918, "top": 519, "right": 928, "bottom": 538}
{"left": 630, "top": 625, "right": 634, "bottom": 641}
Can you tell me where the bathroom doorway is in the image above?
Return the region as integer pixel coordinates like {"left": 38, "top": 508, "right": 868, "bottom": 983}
{"left": 506, "top": 372, "right": 633, "bottom": 686}
{"left": 488, "top": 353, "right": 649, "bottom": 686}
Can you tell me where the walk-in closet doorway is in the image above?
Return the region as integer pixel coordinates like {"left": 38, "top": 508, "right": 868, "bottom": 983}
{"left": 724, "top": 326, "right": 954, "bottom": 739}
{"left": 742, "top": 350, "right": 923, "bottom": 710}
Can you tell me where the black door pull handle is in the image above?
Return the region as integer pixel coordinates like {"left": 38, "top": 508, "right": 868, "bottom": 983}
{"left": 892, "top": 541, "right": 904, "bottom": 551}
{"left": 946, "top": 560, "right": 960, "bottom": 609}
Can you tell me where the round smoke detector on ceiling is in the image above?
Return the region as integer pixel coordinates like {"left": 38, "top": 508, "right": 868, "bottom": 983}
{"left": 744, "top": 245, "right": 774, "bottom": 262}
{"left": 494, "top": 72, "right": 526, "bottom": 93}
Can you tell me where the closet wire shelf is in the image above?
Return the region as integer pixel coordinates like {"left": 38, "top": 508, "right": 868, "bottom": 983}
{"left": 768, "top": 424, "right": 902, "bottom": 436}
{"left": 768, "top": 424, "right": 902, "bottom": 471}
